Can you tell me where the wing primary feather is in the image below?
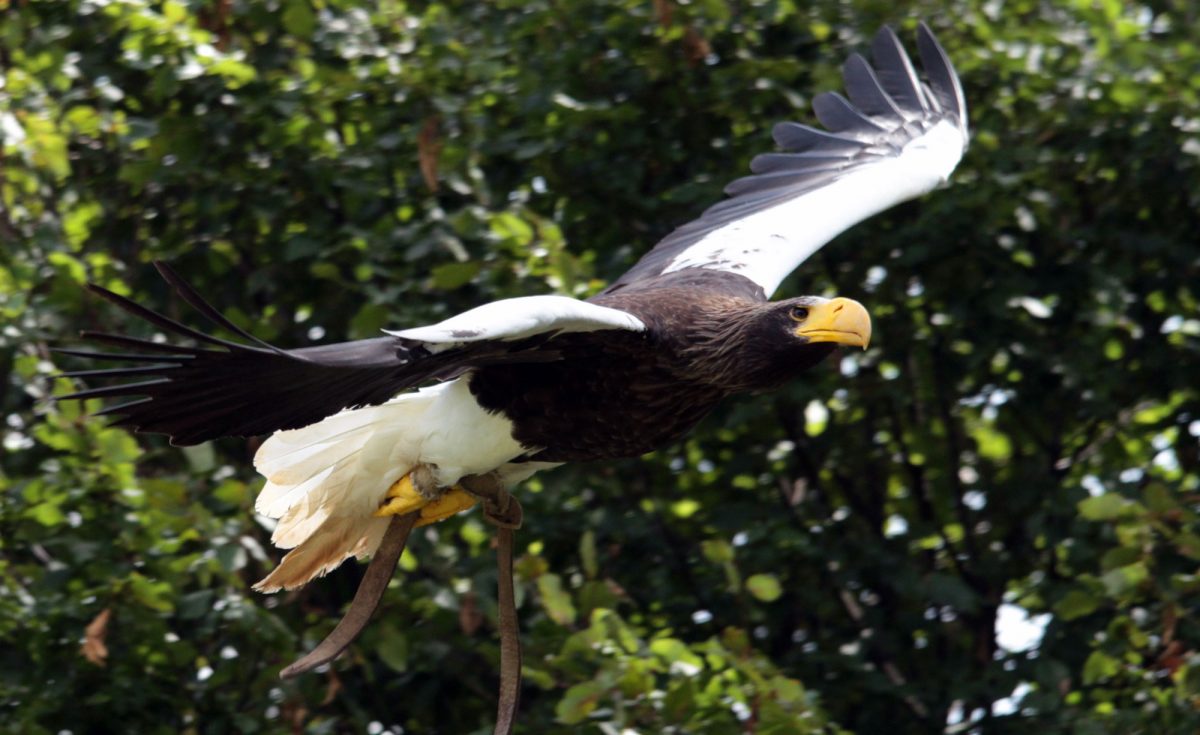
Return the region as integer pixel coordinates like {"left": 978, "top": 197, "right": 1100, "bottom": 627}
{"left": 84, "top": 283, "right": 254, "bottom": 352}
{"left": 842, "top": 53, "right": 904, "bottom": 120}
{"left": 60, "top": 379, "right": 172, "bottom": 402}
{"left": 152, "top": 260, "right": 289, "bottom": 355}
{"left": 93, "top": 397, "right": 155, "bottom": 417}
{"left": 771, "top": 122, "right": 865, "bottom": 154}
{"left": 58, "top": 365, "right": 177, "bottom": 379}
{"left": 916, "top": 22, "right": 968, "bottom": 132}
{"left": 750, "top": 152, "right": 856, "bottom": 174}
{"left": 51, "top": 347, "right": 194, "bottom": 363}
{"left": 869, "top": 25, "right": 928, "bottom": 113}
{"left": 77, "top": 331, "right": 205, "bottom": 354}
{"left": 723, "top": 167, "right": 846, "bottom": 197}
{"left": 812, "top": 92, "right": 887, "bottom": 135}
{"left": 62, "top": 269, "right": 415, "bottom": 443}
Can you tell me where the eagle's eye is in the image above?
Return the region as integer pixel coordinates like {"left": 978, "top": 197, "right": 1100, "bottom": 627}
{"left": 789, "top": 306, "right": 809, "bottom": 322}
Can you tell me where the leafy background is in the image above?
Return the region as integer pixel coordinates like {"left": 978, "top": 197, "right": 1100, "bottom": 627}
{"left": 3, "top": 0, "right": 1199, "bottom": 733}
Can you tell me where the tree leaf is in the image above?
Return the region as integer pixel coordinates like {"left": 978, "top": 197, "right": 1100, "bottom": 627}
{"left": 746, "top": 573, "right": 783, "bottom": 602}
{"left": 1078, "top": 494, "right": 1140, "bottom": 521}
{"left": 555, "top": 680, "right": 605, "bottom": 725}
{"left": 1055, "top": 589, "right": 1101, "bottom": 621}
{"left": 537, "top": 573, "right": 576, "bottom": 627}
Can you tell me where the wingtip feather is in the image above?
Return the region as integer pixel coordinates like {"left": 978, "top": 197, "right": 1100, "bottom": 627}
{"left": 915, "top": 22, "right": 969, "bottom": 138}
{"left": 869, "top": 24, "right": 927, "bottom": 114}
{"left": 841, "top": 52, "right": 904, "bottom": 121}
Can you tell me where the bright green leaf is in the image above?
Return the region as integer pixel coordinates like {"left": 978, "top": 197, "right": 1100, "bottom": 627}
{"left": 746, "top": 573, "right": 783, "bottom": 602}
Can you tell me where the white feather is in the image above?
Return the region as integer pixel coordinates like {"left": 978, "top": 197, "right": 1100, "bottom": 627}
{"left": 250, "top": 378, "right": 547, "bottom": 591}
{"left": 254, "top": 398, "right": 429, "bottom": 519}
{"left": 662, "top": 119, "right": 965, "bottom": 297}
{"left": 385, "top": 295, "right": 644, "bottom": 352}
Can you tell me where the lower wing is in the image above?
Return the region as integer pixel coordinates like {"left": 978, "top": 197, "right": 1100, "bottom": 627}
{"left": 58, "top": 262, "right": 644, "bottom": 445}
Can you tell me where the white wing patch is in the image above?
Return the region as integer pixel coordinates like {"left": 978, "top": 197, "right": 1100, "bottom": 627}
{"left": 604, "top": 24, "right": 969, "bottom": 299}
{"left": 662, "top": 119, "right": 965, "bottom": 296}
{"left": 386, "top": 295, "right": 645, "bottom": 352}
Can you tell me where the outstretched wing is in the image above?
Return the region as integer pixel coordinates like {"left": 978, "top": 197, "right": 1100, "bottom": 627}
{"left": 58, "top": 262, "right": 644, "bottom": 445}
{"left": 605, "top": 23, "right": 968, "bottom": 298}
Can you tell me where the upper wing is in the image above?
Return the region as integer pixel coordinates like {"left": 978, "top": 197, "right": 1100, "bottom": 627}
{"left": 58, "top": 262, "right": 644, "bottom": 445}
{"left": 387, "top": 295, "right": 644, "bottom": 352}
{"left": 605, "top": 23, "right": 968, "bottom": 298}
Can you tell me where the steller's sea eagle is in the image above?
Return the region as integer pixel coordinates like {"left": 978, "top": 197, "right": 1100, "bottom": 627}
{"left": 61, "top": 24, "right": 968, "bottom": 593}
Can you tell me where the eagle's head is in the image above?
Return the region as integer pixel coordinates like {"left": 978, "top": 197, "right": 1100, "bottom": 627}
{"left": 741, "top": 295, "right": 871, "bottom": 390}
{"left": 778, "top": 296, "right": 871, "bottom": 351}
{"left": 681, "top": 294, "right": 871, "bottom": 393}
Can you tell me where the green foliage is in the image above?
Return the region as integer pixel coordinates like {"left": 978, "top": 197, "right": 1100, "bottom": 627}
{"left": 3, "top": 0, "right": 1200, "bottom": 733}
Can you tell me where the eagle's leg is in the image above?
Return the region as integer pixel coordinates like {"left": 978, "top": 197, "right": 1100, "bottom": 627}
{"left": 374, "top": 463, "right": 479, "bottom": 526}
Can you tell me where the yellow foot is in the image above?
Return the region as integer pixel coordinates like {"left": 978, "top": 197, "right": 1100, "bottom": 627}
{"left": 373, "top": 472, "right": 478, "bottom": 526}
{"left": 373, "top": 473, "right": 428, "bottom": 518}
{"left": 415, "top": 488, "right": 477, "bottom": 527}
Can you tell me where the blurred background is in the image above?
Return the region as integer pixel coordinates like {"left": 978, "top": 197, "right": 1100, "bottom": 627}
{"left": 3, "top": 0, "right": 1199, "bottom": 733}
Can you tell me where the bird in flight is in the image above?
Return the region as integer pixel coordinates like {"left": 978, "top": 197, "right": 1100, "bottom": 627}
{"left": 61, "top": 24, "right": 967, "bottom": 593}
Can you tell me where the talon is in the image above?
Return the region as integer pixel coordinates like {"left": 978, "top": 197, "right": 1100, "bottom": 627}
{"left": 415, "top": 488, "right": 477, "bottom": 527}
{"left": 374, "top": 471, "right": 478, "bottom": 524}
{"left": 373, "top": 474, "right": 428, "bottom": 518}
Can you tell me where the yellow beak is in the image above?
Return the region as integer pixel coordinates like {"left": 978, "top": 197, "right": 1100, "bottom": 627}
{"left": 794, "top": 297, "right": 872, "bottom": 349}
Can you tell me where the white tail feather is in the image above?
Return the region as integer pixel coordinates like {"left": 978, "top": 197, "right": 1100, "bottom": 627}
{"left": 254, "top": 395, "right": 438, "bottom": 520}
{"left": 252, "top": 515, "right": 391, "bottom": 592}
{"left": 250, "top": 379, "right": 530, "bottom": 592}
{"left": 250, "top": 393, "right": 436, "bottom": 589}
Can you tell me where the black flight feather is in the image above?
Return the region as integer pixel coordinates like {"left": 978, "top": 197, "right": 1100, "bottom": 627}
{"left": 58, "top": 270, "right": 418, "bottom": 443}
{"left": 58, "top": 268, "right": 595, "bottom": 445}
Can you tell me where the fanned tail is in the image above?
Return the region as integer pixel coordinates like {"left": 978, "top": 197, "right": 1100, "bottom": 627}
{"left": 249, "top": 390, "right": 443, "bottom": 592}
{"left": 253, "top": 515, "right": 392, "bottom": 593}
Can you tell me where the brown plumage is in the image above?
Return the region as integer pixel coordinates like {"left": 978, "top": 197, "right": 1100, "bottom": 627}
{"left": 471, "top": 271, "right": 839, "bottom": 462}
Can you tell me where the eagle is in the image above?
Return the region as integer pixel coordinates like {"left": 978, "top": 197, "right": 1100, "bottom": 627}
{"left": 61, "top": 24, "right": 967, "bottom": 593}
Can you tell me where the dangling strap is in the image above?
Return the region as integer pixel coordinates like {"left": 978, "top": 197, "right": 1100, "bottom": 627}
{"left": 493, "top": 525, "right": 521, "bottom": 735}
{"left": 460, "top": 475, "right": 524, "bottom": 735}
{"left": 278, "top": 474, "right": 526, "bottom": 735}
{"left": 279, "top": 512, "right": 418, "bottom": 678}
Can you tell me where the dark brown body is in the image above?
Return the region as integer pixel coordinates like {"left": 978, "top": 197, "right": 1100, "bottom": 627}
{"left": 469, "top": 328, "right": 722, "bottom": 462}
{"left": 469, "top": 272, "right": 836, "bottom": 463}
